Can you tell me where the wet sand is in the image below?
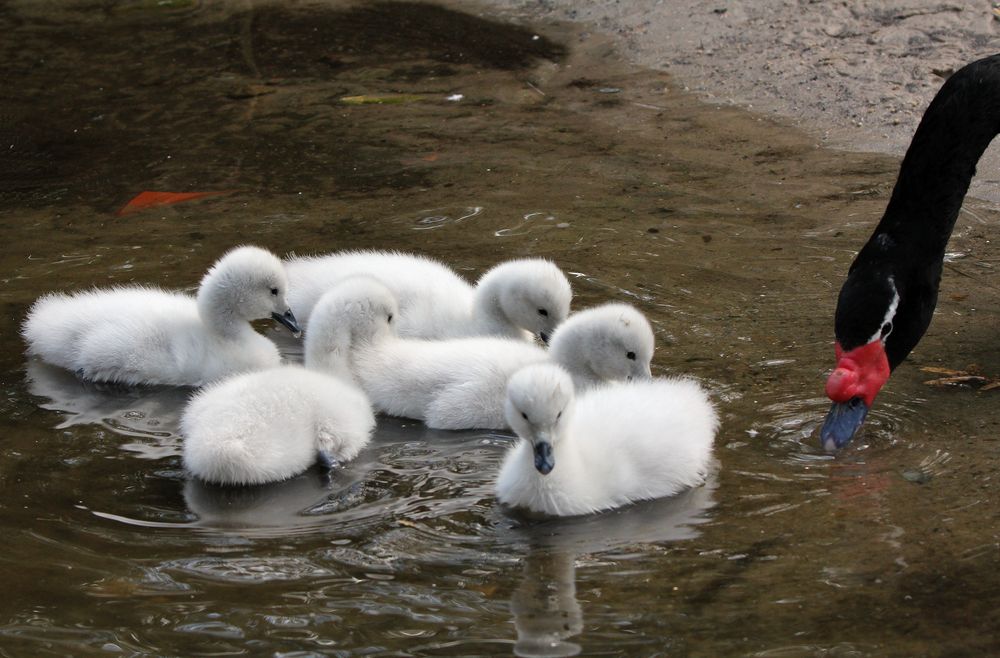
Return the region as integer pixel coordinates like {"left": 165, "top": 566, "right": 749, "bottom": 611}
{"left": 473, "top": 0, "right": 1000, "bottom": 202}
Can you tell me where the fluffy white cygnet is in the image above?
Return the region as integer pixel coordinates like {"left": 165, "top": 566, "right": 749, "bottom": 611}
{"left": 181, "top": 366, "right": 374, "bottom": 486}
{"left": 547, "top": 303, "right": 655, "bottom": 391}
{"left": 307, "top": 278, "right": 657, "bottom": 431}
{"left": 22, "top": 246, "right": 300, "bottom": 387}
{"left": 285, "top": 251, "right": 572, "bottom": 342}
{"left": 306, "top": 276, "right": 547, "bottom": 429}
{"left": 496, "top": 363, "right": 718, "bottom": 517}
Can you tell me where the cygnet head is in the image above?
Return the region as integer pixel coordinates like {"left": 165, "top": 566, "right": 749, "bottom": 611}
{"left": 548, "top": 303, "right": 655, "bottom": 387}
{"left": 305, "top": 276, "right": 399, "bottom": 373}
{"left": 197, "top": 245, "right": 300, "bottom": 335}
{"left": 505, "top": 363, "right": 575, "bottom": 475}
{"left": 476, "top": 259, "right": 572, "bottom": 343}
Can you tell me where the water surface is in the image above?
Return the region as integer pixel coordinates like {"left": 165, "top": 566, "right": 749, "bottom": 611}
{"left": 3, "top": 1, "right": 1000, "bottom": 655}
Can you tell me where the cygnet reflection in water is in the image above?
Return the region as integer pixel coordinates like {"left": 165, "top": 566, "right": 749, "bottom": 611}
{"left": 24, "top": 359, "right": 189, "bottom": 440}
{"left": 505, "top": 476, "right": 718, "bottom": 656}
{"left": 511, "top": 550, "right": 583, "bottom": 658}
{"left": 182, "top": 464, "right": 373, "bottom": 533}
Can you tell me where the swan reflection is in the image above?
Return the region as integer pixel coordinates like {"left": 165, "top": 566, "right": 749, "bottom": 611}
{"left": 25, "top": 359, "right": 189, "bottom": 447}
{"left": 506, "top": 470, "right": 719, "bottom": 656}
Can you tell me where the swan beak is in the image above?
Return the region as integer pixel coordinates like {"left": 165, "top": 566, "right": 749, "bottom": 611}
{"left": 820, "top": 397, "right": 870, "bottom": 452}
{"left": 272, "top": 308, "right": 302, "bottom": 336}
{"left": 637, "top": 362, "right": 652, "bottom": 380}
{"left": 533, "top": 440, "right": 555, "bottom": 475}
{"left": 316, "top": 449, "right": 340, "bottom": 470}
{"left": 625, "top": 363, "right": 652, "bottom": 382}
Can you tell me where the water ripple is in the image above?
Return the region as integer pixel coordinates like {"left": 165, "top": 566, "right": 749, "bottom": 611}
{"left": 398, "top": 205, "right": 483, "bottom": 231}
{"left": 162, "top": 556, "right": 332, "bottom": 583}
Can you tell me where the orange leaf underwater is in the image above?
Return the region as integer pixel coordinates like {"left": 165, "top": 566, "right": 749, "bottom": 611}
{"left": 117, "top": 191, "right": 231, "bottom": 216}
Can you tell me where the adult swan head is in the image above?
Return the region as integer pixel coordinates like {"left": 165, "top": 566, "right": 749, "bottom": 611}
{"left": 822, "top": 54, "right": 1000, "bottom": 451}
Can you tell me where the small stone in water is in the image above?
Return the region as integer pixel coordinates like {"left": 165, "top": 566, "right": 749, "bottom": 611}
{"left": 902, "top": 469, "right": 932, "bottom": 484}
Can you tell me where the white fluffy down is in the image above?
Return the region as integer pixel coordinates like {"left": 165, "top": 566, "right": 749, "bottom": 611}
{"left": 306, "top": 277, "right": 654, "bottom": 431}
{"left": 285, "top": 250, "right": 571, "bottom": 341}
{"left": 181, "top": 366, "right": 374, "bottom": 486}
{"left": 496, "top": 363, "right": 718, "bottom": 517}
{"left": 21, "top": 246, "right": 295, "bottom": 386}
{"left": 306, "top": 276, "right": 548, "bottom": 430}
{"left": 547, "top": 302, "right": 655, "bottom": 391}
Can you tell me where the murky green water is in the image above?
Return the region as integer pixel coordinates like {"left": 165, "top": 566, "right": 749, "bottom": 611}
{"left": 4, "top": 1, "right": 1000, "bottom": 655}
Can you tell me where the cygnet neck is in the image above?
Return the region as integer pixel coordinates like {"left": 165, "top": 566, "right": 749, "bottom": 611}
{"left": 549, "top": 331, "right": 598, "bottom": 390}
{"left": 196, "top": 281, "right": 253, "bottom": 340}
{"left": 304, "top": 323, "right": 355, "bottom": 382}
{"left": 471, "top": 269, "right": 520, "bottom": 338}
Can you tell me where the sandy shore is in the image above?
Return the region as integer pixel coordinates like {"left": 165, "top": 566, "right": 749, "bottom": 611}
{"left": 475, "top": 0, "right": 1000, "bottom": 202}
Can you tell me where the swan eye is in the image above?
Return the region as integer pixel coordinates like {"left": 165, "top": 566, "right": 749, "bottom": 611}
{"left": 521, "top": 412, "right": 528, "bottom": 420}
{"left": 537, "top": 308, "right": 548, "bottom": 317}
{"left": 626, "top": 351, "right": 636, "bottom": 361}
{"left": 270, "top": 287, "right": 279, "bottom": 296}
{"left": 880, "top": 321, "right": 893, "bottom": 339}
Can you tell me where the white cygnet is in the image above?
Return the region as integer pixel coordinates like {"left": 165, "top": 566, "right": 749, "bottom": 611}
{"left": 308, "top": 277, "right": 660, "bottom": 431}
{"left": 306, "top": 276, "right": 548, "bottom": 429}
{"left": 182, "top": 289, "right": 376, "bottom": 486}
{"left": 181, "top": 366, "right": 374, "bottom": 486}
{"left": 22, "top": 246, "right": 300, "bottom": 387}
{"left": 496, "top": 363, "right": 718, "bottom": 517}
{"left": 547, "top": 303, "right": 655, "bottom": 390}
{"left": 284, "top": 251, "right": 572, "bottom": 342}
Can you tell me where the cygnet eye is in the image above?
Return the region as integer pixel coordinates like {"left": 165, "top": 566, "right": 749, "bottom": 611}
{"left": 556, "top": 411, "right": 562, "bottom": 420}
{"left": 270, "top": 287, "right": 279, "bottom": 296}
{"left": 537, "top": 308, "right": 548, "bottom": 317}
{"left": 387, "top": 314, "right": 393, "bottom": 323}
{"left": 521, "top": 411, "right": 528, "bottom": 420}
{"left": 626, "top": 351, "right": 636, "bottom": 361}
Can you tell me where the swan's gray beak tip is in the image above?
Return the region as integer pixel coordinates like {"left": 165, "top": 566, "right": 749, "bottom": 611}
{"left": 533, "top": 441, "right": 554, "bottom": 475}
{"left": 820, "top": 398, "right": 869, "bottom": 451}
{"left": 272, "top": 309, "right": 302, "bottom": 336}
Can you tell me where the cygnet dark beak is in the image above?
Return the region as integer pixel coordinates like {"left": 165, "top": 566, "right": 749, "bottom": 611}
{"left": 272, "top": 308, "right": 302, "bottom": 336}
{"left": 820, "top": 397, "right": 870, "bottom": 452}
{"left": 533, "top": 440, "right": 554, "bottom": 475}
{"left": 316, "top": 449, "right": 340, "bottom": 470}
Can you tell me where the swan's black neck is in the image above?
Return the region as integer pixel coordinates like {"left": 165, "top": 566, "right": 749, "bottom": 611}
{"left": 839, "top": 55, "right": 1000, "bottom": 368}
{"left": 863, "top": 56, "right": 1000, "bottom": 259}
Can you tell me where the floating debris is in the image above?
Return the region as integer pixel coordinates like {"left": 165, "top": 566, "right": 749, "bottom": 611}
{"left": 901, "top": 469, "right": 932, "bottom": 484}
{"left": 921, "top": 366, "right": 1000, "bottom": 391}
{"left": 340, "top": 94, "right": 424, "bottom": 105}
{"left": 117, "top": 190, "right": 231, "bottom": 216}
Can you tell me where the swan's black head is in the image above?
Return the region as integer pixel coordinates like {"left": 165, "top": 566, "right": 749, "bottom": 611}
{"left": 821, "top": 267, "right": 898, "bottom": 451}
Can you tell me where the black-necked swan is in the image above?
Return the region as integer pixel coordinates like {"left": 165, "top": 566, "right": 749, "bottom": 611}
{"left": 822, "top": 54, "right": 1000, "bottom": 450}
{"left": 21, "top": 245, "right": 301, "bottom": 387}
{"left": 495, "top": 363, "right": 717, "bottom": 517}
{"left": 305, "top": 276, "right": 655, "bottom": 430}
{"left": 284, "top": 251, "right": 572, "bottom": 343}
